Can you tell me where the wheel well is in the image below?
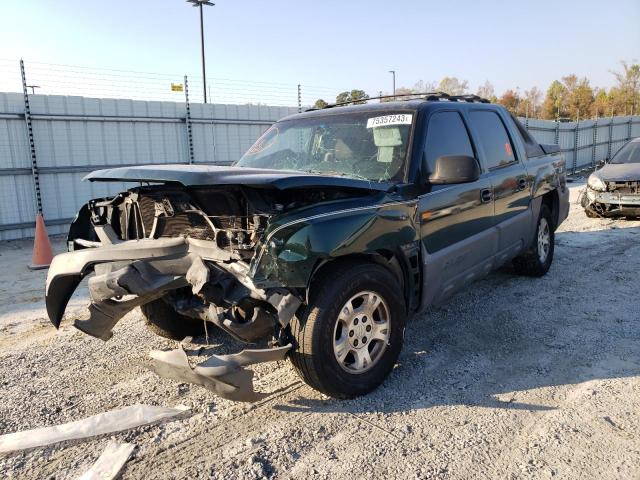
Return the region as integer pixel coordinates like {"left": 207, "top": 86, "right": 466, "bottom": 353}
{"left": 306, "top": 251, "right": 413, "bottom": 309}
{"left": 542, "top": 190, "right": 560, "bottom": 230}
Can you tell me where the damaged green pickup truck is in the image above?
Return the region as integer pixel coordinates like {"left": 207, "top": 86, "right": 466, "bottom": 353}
{"left": 46, "top": 94, "right": 569, "bottom": 401}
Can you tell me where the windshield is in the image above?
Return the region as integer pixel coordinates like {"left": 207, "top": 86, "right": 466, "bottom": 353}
{"left": 611, "top": 140, "right": 640, "bottom": 164}
{"left": 235, "top": 111, "right": 414, "bottom": 182}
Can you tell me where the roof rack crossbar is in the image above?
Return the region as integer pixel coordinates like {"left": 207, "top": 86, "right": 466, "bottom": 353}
{"left": 305, "top": 92, "right": 490, "bottom": 111}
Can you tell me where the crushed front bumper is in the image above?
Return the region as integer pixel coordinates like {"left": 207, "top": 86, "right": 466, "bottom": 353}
{"left": 45, "top": 235, "right": 301, "bottom": 402}
{"left": 582, "top": 188, "right": 640, "bottom": 217}
{"left": 46, "top": 237, "right": 215, "bottom": 333}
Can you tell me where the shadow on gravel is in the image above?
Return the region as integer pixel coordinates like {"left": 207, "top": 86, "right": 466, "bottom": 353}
{"left": 273, "top": 227, "right": 640, "bottom": 416}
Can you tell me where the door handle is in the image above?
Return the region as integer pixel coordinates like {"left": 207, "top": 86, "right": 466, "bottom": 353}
{"left": 517, "top": 177, "right": 527, "bottom": 190}
{"left": 480, "top": 188, "right": 493, "bottom": 203}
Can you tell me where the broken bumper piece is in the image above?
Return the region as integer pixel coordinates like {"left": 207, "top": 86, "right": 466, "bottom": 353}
{"left": 148, "top": 344, "right": 292, "bottom": 402}
{"left": 582, "top": 188, "right": 640, "bottom": 217}
{"left": 45, "top": 236, "right": 247, "bottom": 334}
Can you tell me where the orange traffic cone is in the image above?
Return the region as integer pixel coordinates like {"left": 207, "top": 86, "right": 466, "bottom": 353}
{"left": 29, "top": 213, "right": 54, "bottom": 270}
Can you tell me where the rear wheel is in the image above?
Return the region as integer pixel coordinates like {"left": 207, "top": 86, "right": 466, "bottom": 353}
{"left": 289, "top": 261, "right": 406, "bottom": 398}
{"left": 140, "top": 298, "right": 206, "bottom": 340}
{"left": 513, "top": 204, "right": 555, "bottom": 277}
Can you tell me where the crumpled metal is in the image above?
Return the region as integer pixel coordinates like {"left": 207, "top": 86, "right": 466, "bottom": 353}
{"left": 148, "top": 344, "right": 291, "bottom": 402}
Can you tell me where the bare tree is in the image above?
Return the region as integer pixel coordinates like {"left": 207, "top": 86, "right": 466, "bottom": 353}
{"left": 522, "top": 87, "right": 542, "bottom": 117}
{"left": 413, "top": 80, "right": 437, "bottom": 93}
{"left": 476, "top": 80, "right": 495, "bottom": 101}
{"left": 437, "top": 77, "right": 469, "bottom": 95}
{"left": 383, "top": 81, "right": 437, "bottom": 101}
{"left": 610, "top": 61, "right": 640, "bottom": 115}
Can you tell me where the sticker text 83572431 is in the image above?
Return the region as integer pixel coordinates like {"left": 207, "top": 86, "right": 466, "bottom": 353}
{"left": 366, "top": 114, "right": 413, "bottom": 129}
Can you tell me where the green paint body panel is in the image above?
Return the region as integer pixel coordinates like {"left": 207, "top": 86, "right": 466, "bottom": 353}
{"left": 250, "top": 193, "right": 419, "bottom": 289}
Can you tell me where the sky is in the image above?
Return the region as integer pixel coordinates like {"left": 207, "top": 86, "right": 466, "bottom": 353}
{"left": 0, "top": 0, "right": 638, "bottom": 104}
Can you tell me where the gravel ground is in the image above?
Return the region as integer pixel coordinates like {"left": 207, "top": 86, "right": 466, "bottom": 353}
{"left": 0, "top": 181, "right": 639, "bottom": 479}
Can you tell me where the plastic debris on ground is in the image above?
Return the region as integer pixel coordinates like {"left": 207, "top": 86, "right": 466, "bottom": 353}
{"left": 0, "top": 404, "right": 189, "bottom": 453}
{"left": 77, "top": 441, "right": 135, "bottom": 480}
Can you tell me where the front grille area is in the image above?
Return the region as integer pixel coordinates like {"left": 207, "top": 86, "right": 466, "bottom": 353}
{"left": 135, "top": 191, "right": 215, "bottom": 241}
{"left": 113, "top": 188, "right": 268, "bottom": 260}
{"left": 607, "top": 181, "right": 640, "bottom": 195}
{"left": 157, "top": 212, "right": 215, "bottom": 240}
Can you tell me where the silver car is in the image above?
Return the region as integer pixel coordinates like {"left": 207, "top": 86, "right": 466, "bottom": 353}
{"left": 583, "top": 137, "right": 640, "bottom": 218}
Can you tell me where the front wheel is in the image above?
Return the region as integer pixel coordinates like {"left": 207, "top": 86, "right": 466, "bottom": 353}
{"left": 513, "top": 204, "right": 555, "bottom": 277}
{"left": 140, "top": 298, "right": 206, "bottom": 340}
{"left": 289, "top": 261, "right": 406, "bottom": 398}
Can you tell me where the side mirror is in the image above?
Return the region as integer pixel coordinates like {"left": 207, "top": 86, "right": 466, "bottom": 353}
{"left": 428, "top": 155, "right": 481, "bottom": 185}
{"left": 597, "top": 158, "right": 607, "bottom": 168}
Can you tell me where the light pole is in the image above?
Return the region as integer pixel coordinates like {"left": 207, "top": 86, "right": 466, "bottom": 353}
{"left": 187, "top": 0, "right": 214, "bottom": 103}
{"left": 388, "top": 70, "right": 396, "bottom": 100}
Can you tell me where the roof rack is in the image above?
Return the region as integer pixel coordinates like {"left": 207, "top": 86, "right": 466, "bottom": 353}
{"left": 305, "top": 92, "right": 490, "bottom": 111}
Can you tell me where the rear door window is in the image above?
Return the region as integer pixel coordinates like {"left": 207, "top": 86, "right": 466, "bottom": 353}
{"left": 508, "top": 114, "right": 544, "bottom": 158}
{"left": 423, "top": 111, "right": 474, "bottom": 173}
{"left": 469, "top": 111, "right": 517, "bottom": 170}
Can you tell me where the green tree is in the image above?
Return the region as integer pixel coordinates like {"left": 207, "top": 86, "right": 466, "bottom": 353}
{"left": 559, "top": 75, "right": 594, "bottom": 120}
{"left": 542, "top": 80, "right": 568, "bottom": 119}
{"left": 313, "top": 99, "right": 328, "bottom": 109}
{"left": 591, "top": 88, "right": 610, "bottom": 117}
{"left": 335, "top": 89, "right": 369, "bottom": 105}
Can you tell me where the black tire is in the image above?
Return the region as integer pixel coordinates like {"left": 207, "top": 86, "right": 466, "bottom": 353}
{"left": 140, "top": 298, "right": 206, "bottom": 340}
{"left": 513, "top": 204, "right": 555, "bottom": 277}
{"left": 289, "top": 261, "right": 406, "bottom": 398}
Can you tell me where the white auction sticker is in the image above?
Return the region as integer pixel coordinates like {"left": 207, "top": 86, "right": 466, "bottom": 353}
{"left": 366, "top": 114, "right": 413, "bottom": 128}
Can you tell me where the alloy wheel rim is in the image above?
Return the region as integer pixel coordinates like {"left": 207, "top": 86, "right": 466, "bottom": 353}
{"left": 537, "top": 217, "right": 550, "bottom": 263}
{"left": 332, "top": 290, "right": 390, "bottom": 373}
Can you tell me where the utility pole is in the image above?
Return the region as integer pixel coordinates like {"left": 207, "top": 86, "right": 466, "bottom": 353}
{"left": 388, "top": 70, "right": 396, "bottom": 100}
{"left": 26, "top": 85, "right": 40, "bottom": 95}
{"left": 187, "top": 0, "right": 214, "bottom": 103}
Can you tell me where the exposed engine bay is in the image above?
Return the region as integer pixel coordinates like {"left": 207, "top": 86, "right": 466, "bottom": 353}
{"left": 48, "top": 182, "right": 376, "bottom": 401}
{"left": 70, "top": 185, "right": 359, "bottom": 256}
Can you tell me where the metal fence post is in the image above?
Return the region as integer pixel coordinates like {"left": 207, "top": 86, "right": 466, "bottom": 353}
{"left": 20, "top": 59, "right": 43, "bottom": 215}
{"left": 184, "top": 75, "right": 195, "bottom": 164}
{"left": 628, "top": 116, "right": 633, "bottom": 142}
{"left": 607, "top": 115, "right": 613, "bottom": 160}
{"left": 591, "top": 118, "right": 598, "bottom": 168}
{"left": 572, "top": 113, "right": 579, "bottom": 173}
{"left": 297, "top": 84, "right": 302, "bottom": 113}
{"left": 554, "top": 119, "right": 560, "bottom": 145}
